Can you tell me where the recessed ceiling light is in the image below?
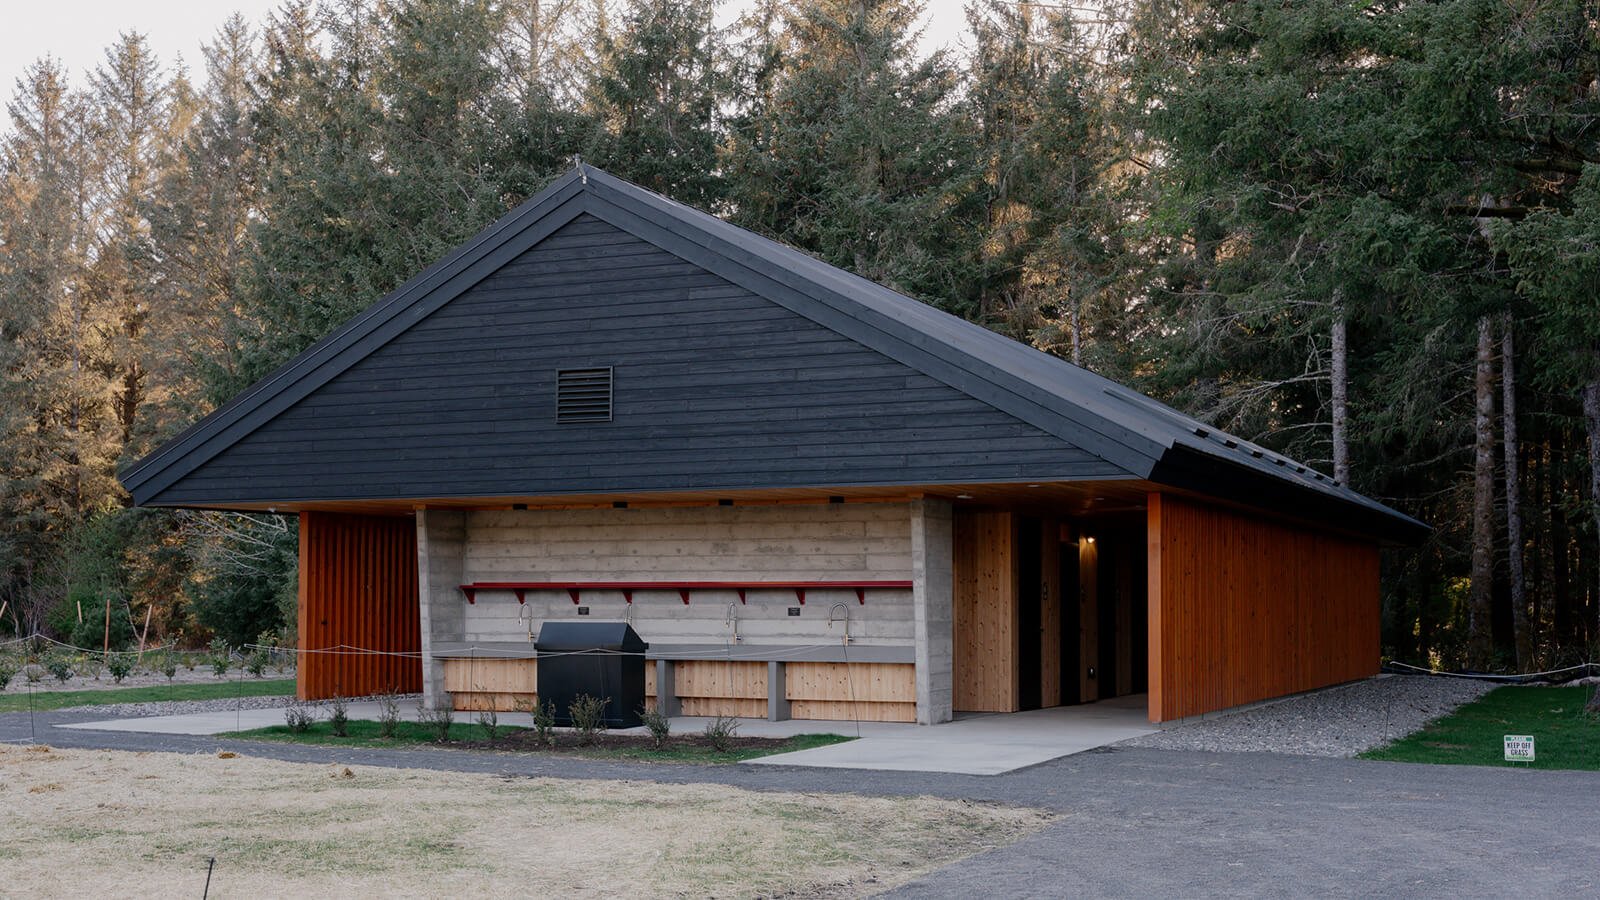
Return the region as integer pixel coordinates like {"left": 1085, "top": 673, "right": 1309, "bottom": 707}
{"left": 955, "top": 493, "right": 974, "bottom": 500}
{"left": 1027, "top": 484, "right": 1041, "bottom": 488}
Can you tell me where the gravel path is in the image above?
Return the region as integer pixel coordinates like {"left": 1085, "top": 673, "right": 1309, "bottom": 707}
{"left": 55, "top": 694, "right": 300, "bottom": 718}
{"left": 0, "top": 666, "right": 296, "bottom": 693}
{"left": 1118, "top": 674, "right": 1494, "bottom": 757}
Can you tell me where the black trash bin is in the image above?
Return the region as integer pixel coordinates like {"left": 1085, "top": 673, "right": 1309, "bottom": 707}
{"left": 534, "top": 622, "right": 649, "bottom": 728}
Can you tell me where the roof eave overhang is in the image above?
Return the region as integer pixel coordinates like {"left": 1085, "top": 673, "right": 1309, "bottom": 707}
{"left": 1148, "top": 443, "right": 1431, "bottom": 546}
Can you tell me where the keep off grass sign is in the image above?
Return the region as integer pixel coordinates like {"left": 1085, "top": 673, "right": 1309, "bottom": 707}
{"left": 1503, "top": 734, "right": 1536, "bottom": 763}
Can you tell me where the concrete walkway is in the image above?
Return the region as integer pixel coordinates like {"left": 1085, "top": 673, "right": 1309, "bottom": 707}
{"left": 750, "top": 694, "right": 1155, "bottom": 774}
{"left": 60, "top": 693, "right": 1156, "bottom": 775}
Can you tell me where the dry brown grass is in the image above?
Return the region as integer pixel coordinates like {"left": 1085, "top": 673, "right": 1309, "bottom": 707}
{"left": 0, "top": 744, "right": 1050, "bottom": 897}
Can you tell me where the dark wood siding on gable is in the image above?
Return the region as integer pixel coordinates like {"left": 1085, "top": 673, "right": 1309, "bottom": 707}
{"left": 152, "top": 215, "right": 1124, "bottom": 503}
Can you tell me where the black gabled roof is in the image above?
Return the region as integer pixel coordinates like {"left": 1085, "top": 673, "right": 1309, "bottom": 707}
{"left": 120, "top": 164, "right": 1428, "bottom": 544}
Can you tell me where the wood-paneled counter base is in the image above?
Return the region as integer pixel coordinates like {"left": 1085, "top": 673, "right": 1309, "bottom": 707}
{"left": 440, "top": 656, "right": 916, "bottom": 722}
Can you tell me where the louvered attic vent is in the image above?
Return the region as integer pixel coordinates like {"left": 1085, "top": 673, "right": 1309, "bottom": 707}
{"left": 556, "top": 367, "right": 613, "bottom": 423}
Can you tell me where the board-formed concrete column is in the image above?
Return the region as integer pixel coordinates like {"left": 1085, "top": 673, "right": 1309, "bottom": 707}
{"left": 767, "top": 661, "right": 791, "bottom": 721}
{"left": 911, "top": 498, "right": 954, "bottom": 724}
{"left": 417, "top": 509, "right": 467, "bottom": 710}
{"left": 655, "top": 659, "right": 680, "bottom": 717}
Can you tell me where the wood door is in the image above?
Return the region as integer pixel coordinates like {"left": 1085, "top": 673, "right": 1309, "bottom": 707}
{"left": 953, "top": 511, "right": 1020, "bottom": 712}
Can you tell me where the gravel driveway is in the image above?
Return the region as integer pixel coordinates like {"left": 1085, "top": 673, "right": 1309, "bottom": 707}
{"left": 1118, "top": 674, "right": 1494, "bottom": 757}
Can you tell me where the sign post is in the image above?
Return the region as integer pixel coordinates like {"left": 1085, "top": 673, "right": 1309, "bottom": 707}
{"left": 1503, "top": 734, "right": 1535, "bottom": 765}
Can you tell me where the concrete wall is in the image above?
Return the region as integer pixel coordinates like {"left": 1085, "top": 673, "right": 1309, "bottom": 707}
{"left": 417, "top": 509, "right": 467, "bottom": 709}
{"left": 455, "top": 503, "right": 915, "bottom": 647}
{"left": 911, "top": 499, "right": 954, "bottom": 724}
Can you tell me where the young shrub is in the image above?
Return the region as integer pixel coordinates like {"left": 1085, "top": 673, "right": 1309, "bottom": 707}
{"left": 328, "top": 695, "right": 350, "bottom": 737}
{"left": 377, "top": 690, "right": 402, "bottom": 738}
{"left": 182, "top": 653, "right": 197, "bottom": 672}
{"left": 569, "top": 693, "right": 609, "bottom": 746}
{"left": 0, "top": 655, "right": 18, "bottom": 692}
{"left": 416, "top": 701, "right": 455, "bottom": 743}
{"left": 703, "top": 715, "right": 740, "bottom": 754}
{"left": 639, "top": 704, "right": 671, "bottom": 750}
{"left": 44, "top": 653, "right": 74, "bottom": 683}
{"left": 23, "top": 662, "right": 43, "bottom": 684}
{"left": 208, "top": 638, "right": 232, "bottom": 678}
{"left": 284, "top": 701, "right": 316, "bottom": 734}
{"left": 159, "top": 653, "right": 178, "bottom": 681}
{"left": 476, "top": 705, "right": 500, "bottom": 743}
{"left": 245, "top": 649, "right": 269, "bottom": 679}
{"left": 518, "top": 697, "right": 556, "bottom": 748}
{"left": 106, "top": 654, "right": 133, "bottom": 684}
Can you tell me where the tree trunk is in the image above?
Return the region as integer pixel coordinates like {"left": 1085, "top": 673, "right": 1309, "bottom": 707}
{"left": 1331, "top": 311, "right": 1350, "bottom": 485}
{"left": 1070, "top": 300, "right": 1083, "bottom": 367}
{"left": 1502, "top": 314, "right": 1530, "bottom": 669}
{"left": 1552, "top": 439, "right": 1572, "bottom": 645}
{"left": 1583, "top": 377, "right": 1600, "bottom": 650}
{"left": 1468, "top": 316, "right": 1496, "bottom": 670}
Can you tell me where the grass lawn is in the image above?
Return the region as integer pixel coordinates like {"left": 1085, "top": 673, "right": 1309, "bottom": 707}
{"left": 1, "top": 744, "right": 1051, "bottom": 896}
{"left": 1362, "top": 685, "right": 1600, "bottom": 771}
{"left": 0, "top": 678, "right": 295, "bottom": 713}
{"left": 224, "top": 718, "right": 854, "bottom": 763}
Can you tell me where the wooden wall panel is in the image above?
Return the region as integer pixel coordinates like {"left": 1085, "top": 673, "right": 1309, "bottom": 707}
{"left": 786, "top": 662, "right": 915, "bottom": 702}
{"left": 953, "top": 511, "right": 1019, "bottom": 712}
{"left": 791, "top": 700, "right": 916, "bottom": 722}
{"left": 787, "top": 662, "right": 916, "bottom": 723}
{"left": 297, "top": 511, "right": 422, "bottom": 700}
{"left": 443, "top": 658, "right": 658, "bottom": 712}
{"left": 1038, "top": 523, "right": 1062, "bottom": 708}
{"left": 1147, "top": 494, "right": 1380, "bottom": 722}
{"left": 158, "top": 213, "right": 1120, "bottom": 508}
{"left": 443, "top": 658, "right": 536, "bottom": 712}
{"left": 675, "top": 660, "right": 768, "bottom": 718}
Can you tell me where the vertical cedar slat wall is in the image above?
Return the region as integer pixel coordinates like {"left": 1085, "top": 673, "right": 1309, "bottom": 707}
{"left": 297, "top": 511, "right": 423, "bottom": 700}
{"left": 1146, "top": 493, "right": 1380, "bottom": 722}
{"left": 1038, "top": 522, "right": 1062, "bottom": 708}
{"left": 952, "top": 511, "right": 1019, "bottom": 711}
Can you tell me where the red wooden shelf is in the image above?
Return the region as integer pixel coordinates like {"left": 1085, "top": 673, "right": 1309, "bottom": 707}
{"left": 457, "top": 580, "right": 912, "bottom": 606}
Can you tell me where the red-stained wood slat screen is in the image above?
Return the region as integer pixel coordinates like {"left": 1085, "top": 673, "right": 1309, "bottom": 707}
{"left": 1147, "top": 493, "right": 1380, "bottom": 723}
{"left": 297, "top": 511, "right": 422, "bottom": 700}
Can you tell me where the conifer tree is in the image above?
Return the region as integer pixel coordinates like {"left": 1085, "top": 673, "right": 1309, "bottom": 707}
{"left": 86, "top": 32, "right": 172, "bottom": 458}
{"left": 145, "top": 15, "right": 262, "bottom": 418}
{"left": 727, "top": 0, "right": 983, "bottom": 313}
{"left": 0, "top": 59, "right": 117, "bottom": 631}
{"left": 582, "top": 0, "right": 729, "bottom": 209}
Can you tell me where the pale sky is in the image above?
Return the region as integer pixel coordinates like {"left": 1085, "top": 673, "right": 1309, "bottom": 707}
{"left": 0, "top": 0, "right": 973, "bottom": 101}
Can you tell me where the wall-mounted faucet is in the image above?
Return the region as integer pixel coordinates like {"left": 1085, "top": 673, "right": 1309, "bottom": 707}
{"left": 827, "top": 602, "right": 851, "bottom": 646}
{"left": 725, "top": 602, "right": 740, "bottom": 644}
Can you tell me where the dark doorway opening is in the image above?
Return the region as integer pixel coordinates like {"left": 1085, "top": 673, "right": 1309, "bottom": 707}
{"left": 1059, "top": 533, "right": 1081, "bottom": 706}
{"left": 1064, "top": 517, "right": 1147, "bottom": 705}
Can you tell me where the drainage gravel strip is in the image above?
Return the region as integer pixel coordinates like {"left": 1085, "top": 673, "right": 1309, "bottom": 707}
{"left": 1118, "top": 674, "right": 1496, "bottom": 758}
{"left": 56, "top": 695, "right": 302, "bottom": 719}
